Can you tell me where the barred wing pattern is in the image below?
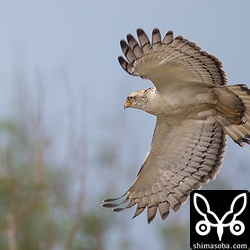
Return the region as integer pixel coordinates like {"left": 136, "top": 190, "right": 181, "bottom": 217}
{"left": 103, "top": 117, "right": 226, "bottom": 223}
{"left": 118, "top": 28, "right": 227, "bottom": 91}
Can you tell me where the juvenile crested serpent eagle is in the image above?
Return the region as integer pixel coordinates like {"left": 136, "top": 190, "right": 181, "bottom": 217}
{"left": 102, "top": 28, "right": 250, "bottom": 223}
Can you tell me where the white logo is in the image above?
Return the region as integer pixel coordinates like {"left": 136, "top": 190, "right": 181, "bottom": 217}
{"left": 193, "top": 193, "right": 247, "bottom": 241}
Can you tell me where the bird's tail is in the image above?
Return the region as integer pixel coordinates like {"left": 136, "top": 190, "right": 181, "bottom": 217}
{"left": 214, "top": 84, "right": 250, "bottom": 146}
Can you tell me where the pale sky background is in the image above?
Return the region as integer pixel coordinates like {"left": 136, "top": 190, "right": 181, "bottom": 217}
{"left": 0, "top": 1, "right": 249, "bottom": 249}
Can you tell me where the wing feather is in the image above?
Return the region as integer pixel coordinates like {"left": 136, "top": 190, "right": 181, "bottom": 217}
{"left": 118, "top": 28, "right": 227, "bottom": 91}
{"left": 127, "top": 34, "right": 143, "bottom": 57}
{"left": 152, "top": 28, "right": 161, "bottom": 49}
{"left": 120, "top": 40, "right": 136, "bottom": 63}
{"left": 102, "top": 117, "right": 226, "bottom": 223}
{"left": 137, "top": 28, "right": 150, "bottom": 53}
{"left": 163, "top": 30, "right": 173, "bottom": 44}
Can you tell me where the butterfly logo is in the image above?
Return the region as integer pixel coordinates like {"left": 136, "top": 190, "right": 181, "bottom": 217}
{"left": 193, "top": 193, "right": 247, "bottom": 241}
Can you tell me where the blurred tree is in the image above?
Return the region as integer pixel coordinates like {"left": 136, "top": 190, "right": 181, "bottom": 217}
{"left": 0, "top": 119, "right": 69, "bottom": 249}
{"left": 159, "top": 220, "right": 190, "bottom": 249}
{"left": 0, "top": 96, "right": 119, "bottom": 250}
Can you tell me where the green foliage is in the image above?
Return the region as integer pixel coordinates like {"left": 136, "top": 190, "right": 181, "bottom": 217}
{"left": 159, "top": 222, "right": 190, "bottom": 249}
{"left": 67, "top": 212, "right": 108, "bottom": 250}
{"left": 0, "top": 119, "right": 66, "bottom": 249}
{"left": 0, "top": 114, "right": 114, "bottom": 250}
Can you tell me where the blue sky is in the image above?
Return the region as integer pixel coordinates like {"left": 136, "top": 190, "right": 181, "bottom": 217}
{"left": 0, "top": 1, "right": 249, "bottom": 249}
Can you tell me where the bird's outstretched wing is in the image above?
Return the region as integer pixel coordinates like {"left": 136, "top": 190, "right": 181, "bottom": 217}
{"left": 102, "top": 116, "right": 226, "bottom": 223}
{"left": 118, "top": 28, "right": 227, "bottom": 92}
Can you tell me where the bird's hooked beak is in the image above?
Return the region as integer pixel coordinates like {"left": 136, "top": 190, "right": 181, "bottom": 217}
{"left": 124, "top": 98, "right": 131, "bottom": 109}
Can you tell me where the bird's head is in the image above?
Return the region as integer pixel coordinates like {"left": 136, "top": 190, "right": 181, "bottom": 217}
{"left": 124, "top": 88, "right": 153, "bottom": 110}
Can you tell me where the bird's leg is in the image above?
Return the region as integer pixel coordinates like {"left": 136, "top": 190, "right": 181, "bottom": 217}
{"left": 213, "top": 87, "right": 246, "bottom": 125}
{"left": 216, "top": 105, "right": 246, "bottom": 125}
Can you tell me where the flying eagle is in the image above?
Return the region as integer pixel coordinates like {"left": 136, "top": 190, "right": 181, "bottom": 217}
{"left": 102, "top": 28, "right": 250, "bottom": 223}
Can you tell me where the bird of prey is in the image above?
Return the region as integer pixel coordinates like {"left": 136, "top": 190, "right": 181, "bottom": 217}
{"left": 102, "top": 28, "right": 250, "bottom": 223}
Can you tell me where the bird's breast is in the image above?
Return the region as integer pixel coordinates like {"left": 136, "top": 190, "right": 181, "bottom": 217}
{"left": 143, "top": 84, "right": 217, "bottom": 119}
